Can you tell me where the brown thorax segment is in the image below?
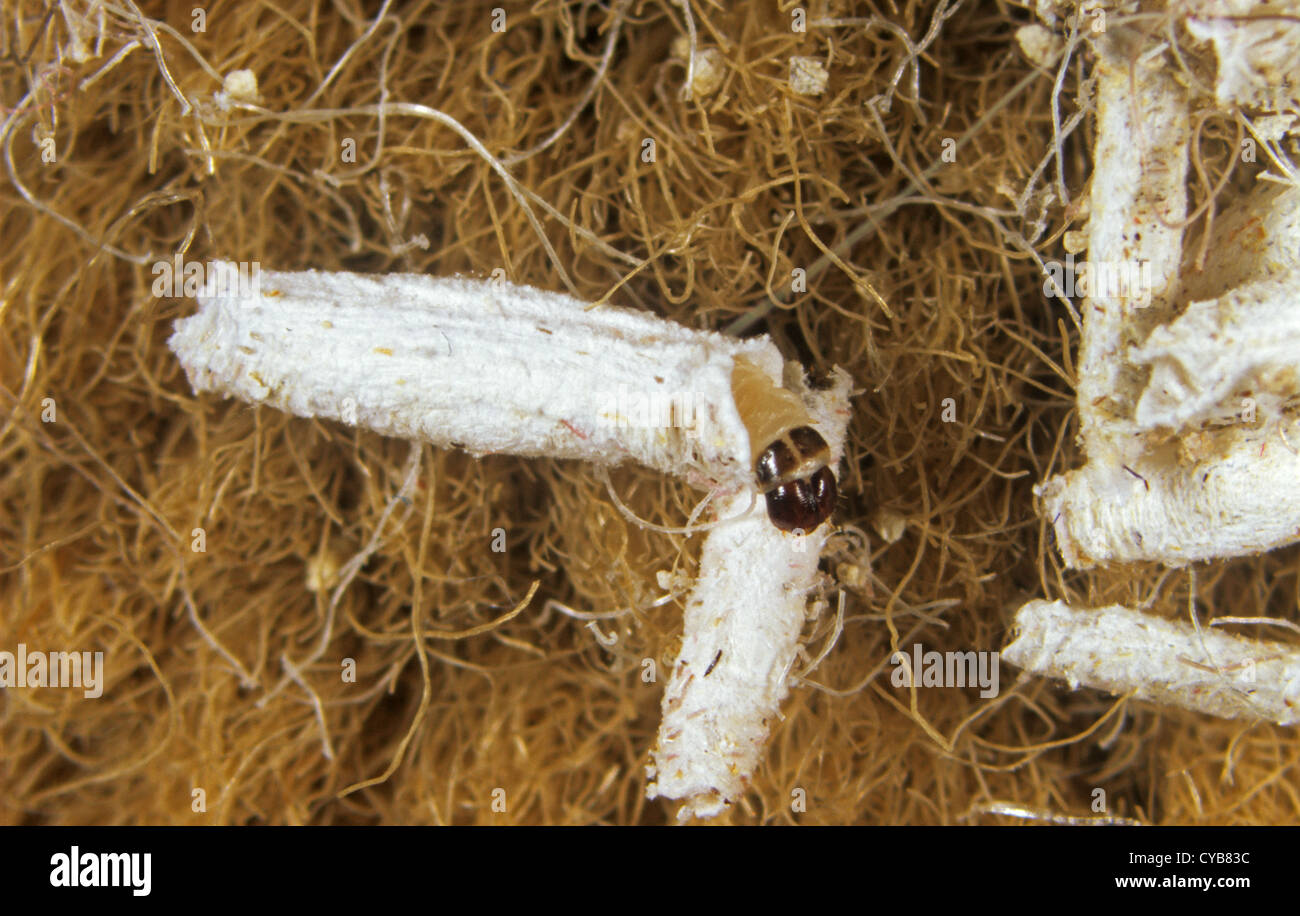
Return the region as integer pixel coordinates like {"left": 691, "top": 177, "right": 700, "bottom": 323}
{"left": 754, "top": 425, "right": 831, "bottom": 494}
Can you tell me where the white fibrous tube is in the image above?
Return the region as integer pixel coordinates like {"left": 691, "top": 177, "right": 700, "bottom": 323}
{"left": 168, "top": 264, "right": 853, "bottom": 819}
{"left": 1035, "top": 39, "right": 1188, "bottom": 567}
{"left": 1185, "top": 0, "right": 1300, "bottom": 112}
{"left": 1004, "top": 600, "right": 1300, "bottom": 726}
{"left": 1177, "top": 183, "right": 1300, "bottom": 302}
{"left": 1131, "top": 274, "right": 1300, "bottom": 430}
{"left": 169, "top": 266, "right": 783, "bottom": 490}
{"left": 1129, "top": 182, "right": 1300, "bottom": 431}
{"left": 648, "top": 370, "right": 851, "bottom": 822}
{"left": 1069, "top": 39, "right": 1189, "bottom": 456}
{"left": 646, "top": 493, "right": 827, "bottom": 821}
{"left": 1130, "top": 182, "right": 1300, "bottom": 432}
{"left": 1041, "top": 182, "right": 1300, "bottom": 568}
{"left": 1036, "top": 27, "right": 1300, "bottom": 568}
{"left": 1039, "top": 415, "right": 1300, "bottom": 568}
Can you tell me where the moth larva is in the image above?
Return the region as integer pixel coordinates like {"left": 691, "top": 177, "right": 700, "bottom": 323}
{"left": 731, "top": 356, "right": 838, "bottom": 533}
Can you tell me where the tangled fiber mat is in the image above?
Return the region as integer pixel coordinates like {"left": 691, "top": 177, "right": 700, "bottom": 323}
{"left": 2, "top": 0, "right": 1298, "bottom": 824}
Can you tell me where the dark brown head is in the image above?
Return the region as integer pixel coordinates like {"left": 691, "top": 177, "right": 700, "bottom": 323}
{"left": 763, "top": 467, "right": 837, "bottom": 532}
{"left": 754, "top": 425, "right": 836, "bottom": 533}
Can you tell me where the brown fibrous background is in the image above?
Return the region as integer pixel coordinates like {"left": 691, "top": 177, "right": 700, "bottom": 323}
{"left": 1, "top": 0, "right": 1298, "bottom": 825}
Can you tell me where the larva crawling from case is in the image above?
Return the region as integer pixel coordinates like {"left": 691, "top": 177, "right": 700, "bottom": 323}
{"left": 731, "top": 356, "right": 838, "bottom": 533}
{"left": 168, "top": 263, "right": 853, "bottom": 821}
